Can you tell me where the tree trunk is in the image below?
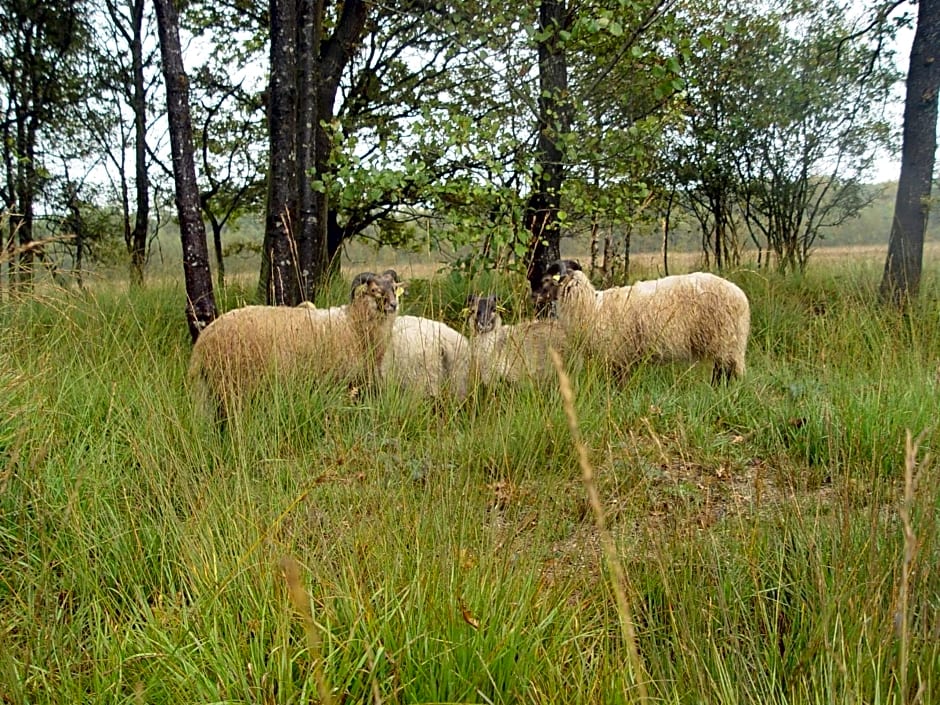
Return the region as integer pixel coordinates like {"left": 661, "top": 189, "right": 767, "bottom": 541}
{"left": 65, "top": 183, "right": 85, "bottom": 290}
{"left": 294, "top": 0, "right": 326, "bottom": 300}
{"left": 880, "top": 0, "right": 939, "bottom": 305}
{"left": 11, "top": 111, "right": 36, "bottom": 289}
{"left": 260, "top": 0, "right": 299, "bottom": 305}
{"left": 260, "top": 0, "right": 366, "bottom": 305}
{"left": 211, "top": 218, "right": 225, "bottom": 290}
{"left": 129, "top": 0, "right": 150, "bottom": 287}
{"left": 589, "top": 212, "right": 599, "bottom": 275}
{"left": 526, "top": 0, "right": 571, "bottom": 300}
{"left": 154, "top": 0, "right": 216, "bottom": 342}
{"left": 315, "top": 0, "right": 366, "bottom": 277}
{"left": 327, "top": 208, "right": 345, "bottom": 273}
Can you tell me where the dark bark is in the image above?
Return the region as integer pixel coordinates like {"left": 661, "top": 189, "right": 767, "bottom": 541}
{"left": 129, "top": 0, "right": 150, "bottom": 286}
{"left": 327, "top": 208, "right": 345, "bottom": 272}
{"left": 260, "top": 0, "right": 300, "bottom": 304}
{"left": 208, "top": 215, "right": 225, "bottom": 290}
{"left": 294, "top": 0, "right": 324, "bottom": 300}
{"left": 154, "top": 0, "right": 217, "bottom": 342}
{"left": 260, "top": 0, "right": 367, "bottom": 305}
{"left": 880, "top": 0, "right": 940, "bottom": 305}
{"left": 64, "top": 183, "right": 85, "bottom": 290}
{"left": 11, "top": 113, "right": 36, "bottom": 287}
{"left": 526, "top": 0, "right": 571, "bottom": 300}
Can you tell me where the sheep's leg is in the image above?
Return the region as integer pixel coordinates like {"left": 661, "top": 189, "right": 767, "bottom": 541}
{"left": 611, "top": 360, "right": 637, "bottom": 386}
{"left": 711, "top": 361, "right": 737, "bottom": 385}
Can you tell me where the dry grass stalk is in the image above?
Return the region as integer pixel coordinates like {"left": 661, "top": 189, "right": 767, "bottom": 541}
{"left": 549, "top": 347, "right": 650, "bottom": 702}
{"left": 898, "top": 429, "right": 930, "bottom": 705}
{"left": 280, "top": 555, "right": 333, "bottom": 705}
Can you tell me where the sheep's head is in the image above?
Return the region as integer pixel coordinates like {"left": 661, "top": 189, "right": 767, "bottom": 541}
{"left": 464, "top": 294, "right": 504, "bottom": 335}
{"left": 532, "top": 259, "right": 583, "bottom": 312}
{"left": 350, "top": 271, "right": 401, "bottom": 316}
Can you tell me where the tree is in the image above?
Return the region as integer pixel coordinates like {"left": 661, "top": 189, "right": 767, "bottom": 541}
{"left": 880, "top": 0, "right": 939, "bottom": 304}
{"left": 667, "top": 0, "right": 895, "bottom": 273}
{"left": 524, "top": 0, "right": 682, "bottom": 291}
{"left": 153, "top": 0, "right": 216, "bottom": 341}
{"left": 103, "top": 0, "right": 154, "bottom": 286}
{"left": 562, "top": 0, "right": 683, "bottom": 280}
{"left": 736, "top": 2, "right": 894, "bottom": 272}
{"left": 525, "top": 0, "right": 573, "bottom": 296}
{"left": 259, "top": 0, "right": 368, "bottom": 306}
{"left": 0, "top": 0, "right": 89, "bottom": 288}
{"left": 192, "top": 68, "right": 266, "bottom": 289}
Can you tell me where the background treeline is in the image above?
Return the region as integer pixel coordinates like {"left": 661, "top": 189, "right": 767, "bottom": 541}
{"left": 0, "top": 0, "right": 920, "bottom": 296}
{"left": 13, "top": 178, "right": 936, "bottom": 286}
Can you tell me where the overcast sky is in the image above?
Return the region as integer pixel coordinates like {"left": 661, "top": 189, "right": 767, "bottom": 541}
{"left": 870, "top": 13, "right": 917, "bottom": 183}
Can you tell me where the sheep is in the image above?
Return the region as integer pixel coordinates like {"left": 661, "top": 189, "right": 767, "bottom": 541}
{"left": 464, "top": 294, "right": 571, "bottom": 385}
{"left": 188, "top": 270, "right": 400, "bottom": 417}
{"left": 297, "top": 271, "right": 471, "bottom": 399}
{"left": 381, "top": 315, "right": 472, "bottom": 398}
{"left": 535, "top": 259, "right": 750, "bottom": 383}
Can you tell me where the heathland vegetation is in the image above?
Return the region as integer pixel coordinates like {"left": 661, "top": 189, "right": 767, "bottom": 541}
{"left": 1, "top": 249, "right": 938, "bottom": 703}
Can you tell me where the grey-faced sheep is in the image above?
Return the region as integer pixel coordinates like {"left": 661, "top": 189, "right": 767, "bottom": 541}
{"left": 465, "top": 294, "right": 570, "bottom": 385}
{"left": 346, "top": 270, "right": 471, "bottom": 398}
{"left": 188, "top": 271, "right": 400, "bottom": 417}
{"left": 535, "top": 259, "right": 750, "bottom": 383}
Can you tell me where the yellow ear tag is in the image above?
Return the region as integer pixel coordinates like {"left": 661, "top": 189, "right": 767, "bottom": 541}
{"left": 552, "top": 274, "right": 561, "bottom": 282}
{"left": 496, "top": 305, "right": 508, "bottom": 314}
{"left": 460, "top": 307, "right": 472, "bottom": 318}
{"left": 395, "top": 286, "right": 404, "bottom": 297}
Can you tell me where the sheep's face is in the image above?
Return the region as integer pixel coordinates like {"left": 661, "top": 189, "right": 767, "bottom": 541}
{"left": 465, "top": 294, "right": 502, "bottom": 335}
{"left": 533, "top": 259, "right": 582, "bottom": 312}
{"left": 351, "top": 272, "right": 400, "bottom": 316}
{"left": 532, "top": 275, "right": 561, "bottom": 310}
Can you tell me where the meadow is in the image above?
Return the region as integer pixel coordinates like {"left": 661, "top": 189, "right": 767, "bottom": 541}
{"left": 1, "top": 252, "right": 938, "bottom": 704}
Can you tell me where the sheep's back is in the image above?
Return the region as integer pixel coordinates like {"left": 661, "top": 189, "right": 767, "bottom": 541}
{"left": 382, "top": 315, "right": 470, "bottom": 397}
{"left": 597, "top": 273, "right": 749, "bottom": 366}
{"left": 470, "top": 319, "right": 569, "bottom": 385}
{"left": 189, "top": 304, "right": 367, "bottom": 406}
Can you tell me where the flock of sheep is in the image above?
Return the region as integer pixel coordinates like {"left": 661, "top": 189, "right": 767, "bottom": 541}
{"left": 187, "top": 259, "right": 751, "bottom": 419}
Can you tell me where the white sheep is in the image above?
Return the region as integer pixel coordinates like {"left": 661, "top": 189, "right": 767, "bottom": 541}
{"left": 296, "top": 271, "right": 470, "bottom": 399}
{"left": 465, "top": 294, "right": 571, "bottom": 385}
{"left": 188, "top": 271, "right": 400, "bottom": 417}
{"left": 381, "top": 315, "right": 471, "bottom": 398}
{"left": 536, "top": 259, "right": 750, "bottom": 383}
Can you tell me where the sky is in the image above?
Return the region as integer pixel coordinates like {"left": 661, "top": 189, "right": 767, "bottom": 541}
{"left": 869, "top": 9, "right": 916, "bottom": 183}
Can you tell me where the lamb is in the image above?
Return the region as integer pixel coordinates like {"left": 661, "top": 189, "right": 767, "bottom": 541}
{"left": 188, "top": 270, "right": 400, "bottom": 417}
{"left": 465, "top": 294, "right": 570, "bottom": 385}
{"left": 535, "top": 259, "right": 750, "bottom": 383}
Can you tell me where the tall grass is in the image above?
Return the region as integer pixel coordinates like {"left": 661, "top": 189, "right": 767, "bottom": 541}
{"left": 1, "top": 262, "right": 938, "bottom": 703}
